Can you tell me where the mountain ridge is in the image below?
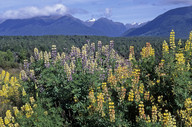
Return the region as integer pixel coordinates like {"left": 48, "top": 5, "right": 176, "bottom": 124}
{"left": 0, "top": 15, "right": 142, "bottom": 36}
{"left": 123, "top": 6, "right": 192, "bottom": 38}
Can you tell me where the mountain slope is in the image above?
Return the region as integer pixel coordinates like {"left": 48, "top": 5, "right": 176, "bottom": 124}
{"left": 42, "top": 15, "right": 102, "bottom": 35}
{"left": 0, "top": 15, "right": 101, "bottom": 36}
{"left": 123, "top": 6, "right": 192, "bottom": 38}
{"left": 0, "top": 16, "right": 127, "bottom": 36}
{"left": 91, "top": 18, "right": 126, "bottom": 37}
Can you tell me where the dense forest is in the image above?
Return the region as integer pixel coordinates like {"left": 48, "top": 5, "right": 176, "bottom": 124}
{"left": 0, "top": 35, "right": 183, "bottom": 69}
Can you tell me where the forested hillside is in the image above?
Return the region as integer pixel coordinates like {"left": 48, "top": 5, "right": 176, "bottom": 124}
{"left": 0, "top": 35, "right": 172, "bottom": 69}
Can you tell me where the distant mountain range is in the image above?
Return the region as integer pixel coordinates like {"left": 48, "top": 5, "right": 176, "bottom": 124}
{"left": 0, "top": 15, "right": 99, "bottom": 36}
{"left": 0, "top": 6, "right": 191, "bottom": 38}
{"left": 123, "top": 6, "right": 192, "bottom": 38}
{"left": 0, "top": 15, "right": 141, "bottom": 37}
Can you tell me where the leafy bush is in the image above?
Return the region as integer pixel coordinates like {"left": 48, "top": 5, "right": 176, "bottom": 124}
{"left": 0, "top": 30, "right": 192, "bottom": 126}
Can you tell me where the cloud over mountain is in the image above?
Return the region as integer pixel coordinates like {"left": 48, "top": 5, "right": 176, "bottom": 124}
{"left": 0, "top": 4, "right": 68, "bottom": 19}
{"left": 104, "top": 8, "right": 112, "bottom": 18}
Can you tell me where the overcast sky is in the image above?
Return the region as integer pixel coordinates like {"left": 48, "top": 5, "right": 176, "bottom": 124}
{"left": 0, "top": 0, "right": 191, "bottom": 24}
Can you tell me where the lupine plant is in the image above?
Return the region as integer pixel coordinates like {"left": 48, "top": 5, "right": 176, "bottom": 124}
{"left": 0, "top": 30, "right": 191, "bottom": 126}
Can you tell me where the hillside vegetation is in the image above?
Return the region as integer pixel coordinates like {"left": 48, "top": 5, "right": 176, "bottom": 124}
{"left": 0, "top": 35, "right": 175, "bottom": 69}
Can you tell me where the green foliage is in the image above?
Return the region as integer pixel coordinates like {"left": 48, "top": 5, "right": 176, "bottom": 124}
{"left": 0, "top": 31, "right": 192, "bottom": 126}
{"left": 0, "top": 50, "right": 18, "bottom": 68}
{"left": 16, "top": 98, "right": 64, "bottom": 127}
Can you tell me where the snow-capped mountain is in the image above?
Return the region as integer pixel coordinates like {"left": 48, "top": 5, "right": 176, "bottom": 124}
{"left": 88, "top": 18, "right": 96, "bottom": 22}
{"left": 84, "top": 18, "right": 96, "bottom": 27}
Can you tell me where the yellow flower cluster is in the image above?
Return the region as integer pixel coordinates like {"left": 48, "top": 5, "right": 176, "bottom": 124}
{"left": 109, "top": 101, "right": 115, "bottom": 122}
{"left": 107, "top": 71, "right": 117, "bottom": 88}
{"left": 178, "top": 98, "right": 192, "bottom": 126}
{"left": 0, "top": 117, "right": 5, "bottom": 127}
{"left": 185, "top": 40, "right": 192, "bottom": 52}
{"left": 44, "top": 51, "right": 49, "bottom": 66}
{"left": 0, "top": 110, "right": 19, "bottom": 127}
{"left": 118, "top": 86, "right": 126, "bottom": 102}
{"left": 189, "top": 31, "right": 192, "bottom": 41}
{"left": 4, "top": 110, "right": 14, "bottom": 125}
{"left": 120, "top": 66, "right": 130, "bottom": 79}
{"left": 13, "top": 107, "right": 19, "bottom": 117}
{"left": 73, "top": 96, "right": 78, "bottom": 103}
{"left": 163, "top": 110, "right": 176, "bottom": 127}
{"left": 144, "top": 91, "right": 150, "bottom": 101}
{"left": 4, "top": 71, "right": 10, "bottom": 84}
{"left": 102, "top": 82, "right": 109, "bottom": 98}
{"left": 96, "top": 92, "right": 105, "bottom": 117}
{"left": 22, "top": 88, "right": 27, "bottom": 96}
{"left": 128, "top": 89, "right": 134, "bottom": 102}
{"left": 185, "top": 31, "right": 192, "bottom": 54}
{"left": 140, "top": 42, "right": 155, "bottom": 58}
{"left": 152, "top": 105, "right": 157, "bottom": 123}
{"left": 175, "top": 52, "right": 186, "bottom": 71}
{"left": 129, "top": 46, "right": 135, "bottom": 60}
{"left": 1, "top": 96, "right": 37, "bottom": 127}
{"left": 20, "top": 70, "right": 28, "bottom": 80}
{"left": 170, "top": 29, "right": 176, "bottom": 50}
{"left": 56, "top": 52, "right": 62, "bottom": 61}
{"left": 139, "top": 83, "right": 144, "bottom": 94}
{"left": 162, "top": 40, "right": 169, "bottom": 54}
{"left": 30, "top": 56, "right": 35, "bottom": 63}
{"left": 132, "top": 68, "right": 140, "bottom": 84}
{"left": 135, "top": 89, "right": 141, "bottom": 103}
{"left": 88, "top": 89, "right": 96, "bottom": 104}
{"left": 178, "top": 39, "right": 182, "bottom": 46}
{"left": 0, "top": 70, "right": 21, "bottom": 104}
{"left": 34, "top": 48, "right": 39, "bottom": 59}
{"left": 107, "top": 65, "right": 131, "bottom": 89}
{"left": 0, "top": 70, "right": 6, "bottom": 80}
{"left": 21, "top": 103, "right": 34, "bottom": 118}
{"left": 146, "top": 115, "right": 151, "bottom": 123}
{"left": 70, "top": 61, "right": 76, "bottom": 73}
{"left": 52, "top": 44, "right": 56, "bottom": 51}
{"left": 138, "top": 101, "right": 146, "bottom": 119}
{"left": 158, "top": 95, "right": 163, "bottom": 103}
{"left": 61, "top": 52, "right": 65, "bottom": 60}
{"left": 64, "top": 62, "right": 72, "bottom": 81}
{"left": 39, "top": 51, "right": 43, "bottom": 60}
{"left": 101, "top": 45, "right": 109, "bottom": 54}
{"left": 30, "top": 97, "right": 35, "bottom": 104}
{"left": 115, "top": 66, "right": 130, "bottom": 84}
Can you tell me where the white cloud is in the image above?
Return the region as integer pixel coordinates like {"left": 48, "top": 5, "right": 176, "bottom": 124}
{"left": 104, "top": 8, "right": 112, "bottom": 18}
{"left": 0, "top": 4, "right": 68, "bottom": 19}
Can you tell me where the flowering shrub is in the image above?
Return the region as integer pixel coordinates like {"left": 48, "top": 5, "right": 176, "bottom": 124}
{"left": 0, "top": 30, "right": 192, "bottom": 126}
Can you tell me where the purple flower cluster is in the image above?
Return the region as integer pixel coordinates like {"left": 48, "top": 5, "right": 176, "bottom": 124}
{"left": 91, "top": 43, "right": 95, "bottom": 54}
{"left": 99, "top": 73, "right": 106, "bottom": 81}
{"left": 23, "top": 60, "right": 29, "bottom": 71}
{"left": 45, "top": 61, "right": 50, "bottom": 68}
